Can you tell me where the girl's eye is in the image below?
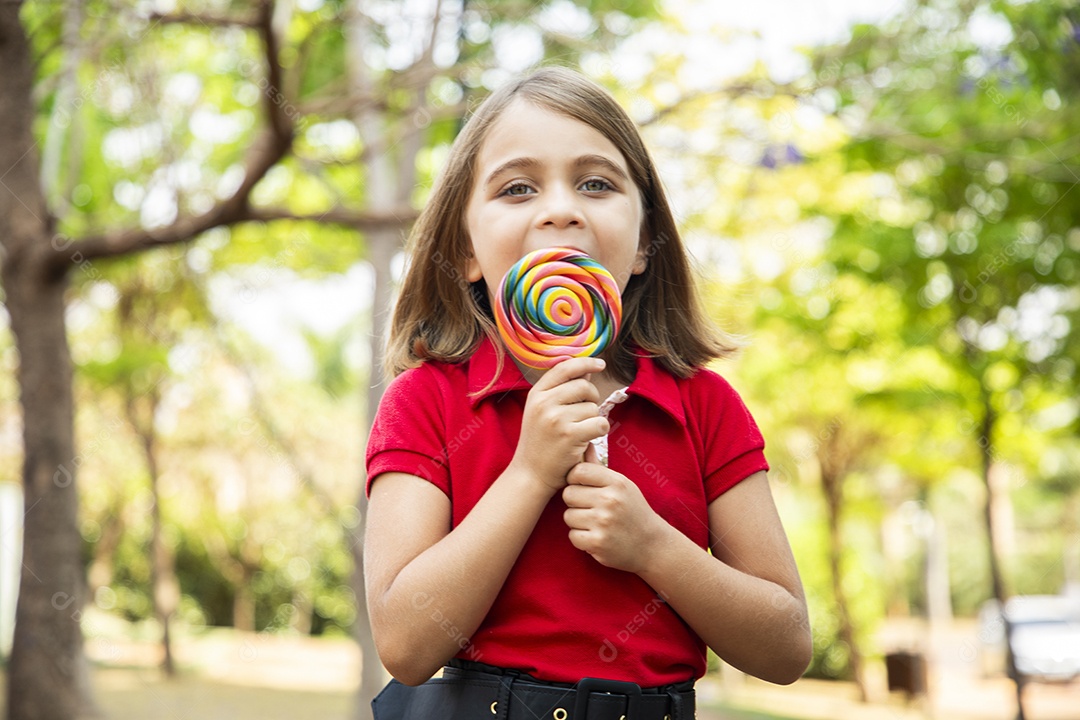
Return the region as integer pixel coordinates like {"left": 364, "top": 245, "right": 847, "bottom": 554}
{"left": 502, "top": 182, "right": 533, "bottom": 197}
{"left": 581, "top": 178, "right": 612, "bottom": 193}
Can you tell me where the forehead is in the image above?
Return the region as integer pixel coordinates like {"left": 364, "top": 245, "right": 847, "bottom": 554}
{"left": 475, "top": 99, "right": 631, "bottom": 173}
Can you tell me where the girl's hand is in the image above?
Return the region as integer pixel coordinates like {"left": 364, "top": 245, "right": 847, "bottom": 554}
{"left": 561, "top": 450, "right": 667, "bottom": 574}
{"left": 509, "top": 356, "right": 609, "bottom": 492}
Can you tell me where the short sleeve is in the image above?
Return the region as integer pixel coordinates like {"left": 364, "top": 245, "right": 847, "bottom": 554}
{"left": 690, "top": 370, "right": 770, "bottom": 504}
{"left": 365, "top": 364, "right": 450, "bottom": 497}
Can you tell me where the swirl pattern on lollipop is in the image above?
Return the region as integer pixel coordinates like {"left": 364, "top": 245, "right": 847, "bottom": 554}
{"left": 495, "top": 247, "right": 622, "bottom": 369}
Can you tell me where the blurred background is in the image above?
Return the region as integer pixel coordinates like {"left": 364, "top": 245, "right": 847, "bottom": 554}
{"left": 1, "top": 0, "right": 1078, "bottom": 719}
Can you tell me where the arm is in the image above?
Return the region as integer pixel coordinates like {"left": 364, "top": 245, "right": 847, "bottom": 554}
{"left": 641, "top": 472, "right": 811, "bottom": 683}
{"left": 365, "top": 356, "right": 608, "bottom": 685}
{"left": 563, "top": 468, "right": 811, "bottom": 684}
{"left": 365, "top": 468, "right": 556, "bottom": 685}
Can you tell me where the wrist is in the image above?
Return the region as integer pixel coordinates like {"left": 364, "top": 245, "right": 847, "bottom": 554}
{"left": 503, "top": 460, "right": 562, "bottom": 500}
{"left": 636, "top": 518, "right": 687, "bottom": 581}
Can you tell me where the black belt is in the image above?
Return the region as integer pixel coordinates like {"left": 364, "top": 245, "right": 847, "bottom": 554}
{"left": 371, "top": 659, "right": 696, "bottom": 720}
{"left": 444, "top": 659, "right": 695, "bottom": 720}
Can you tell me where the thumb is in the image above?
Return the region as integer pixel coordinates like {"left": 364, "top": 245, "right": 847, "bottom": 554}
{"left": 584, "top": 441, "right": 601, "bottom": 465}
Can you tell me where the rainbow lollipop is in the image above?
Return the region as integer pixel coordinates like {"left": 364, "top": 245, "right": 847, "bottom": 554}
{"left": 494, "top": 248, "right": 622, "bottom": 369}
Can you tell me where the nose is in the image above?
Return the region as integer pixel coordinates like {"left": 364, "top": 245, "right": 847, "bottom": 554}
{"left": 535, "top": 184, "right": 585, "bottom": 230}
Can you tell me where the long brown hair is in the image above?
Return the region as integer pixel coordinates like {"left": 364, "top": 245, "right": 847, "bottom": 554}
{"left": 384, "top": 65, "right": 739, "bottom": 383}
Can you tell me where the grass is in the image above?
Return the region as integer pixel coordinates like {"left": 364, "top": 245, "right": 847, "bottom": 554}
{"left": 2, "top": 612, "right": 806, "bottom": 718}
{"left": 2, "top": 669, "right": 800, "bottom": 720}
{"left": 706, "top": 706, "right": 800, "bottom": 720}
{"left": 8, "top": 615, "right": 1080, "bottom": 720}
{"left": 2, "top": 670, "right": 354, "bottom": 720}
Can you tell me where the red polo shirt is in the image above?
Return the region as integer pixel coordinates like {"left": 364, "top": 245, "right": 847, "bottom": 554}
{"left": 366, "top": 337, "right": 768, "bottom": 685}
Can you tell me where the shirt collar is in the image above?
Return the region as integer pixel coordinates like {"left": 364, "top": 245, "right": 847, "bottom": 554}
{"left": 467, "top": 335, "right": 533, "bottom": 406}
{"left": 626, "top": 347, "right": 685, "bottom": 424}
{"left": 467, "top": 336, "right": 686, "bottom": 424}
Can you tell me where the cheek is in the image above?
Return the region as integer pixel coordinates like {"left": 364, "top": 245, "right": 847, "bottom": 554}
{"left": 619, "top": 195, "right": 644, "bottom": 232}
{"left": 463, "top": 201, "right": 485, "bottom": 282}
{"left": 465, "top": 203, "right": 505, "bottom": 252}
{"left": 624, "top": 201, "right": 646, "bottom": 249}
{"left": 463, "top": 198, "right": 481, "bottom": 242}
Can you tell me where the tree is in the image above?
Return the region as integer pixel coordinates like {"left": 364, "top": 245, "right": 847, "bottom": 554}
{"left": 79, "top": 267, "right": 203, "bottom": 676}
{"left": 2, "top": 2, "right": 91, "bottom": 715}
{"left": 737, "top": 264, "right": 934, "bottom": 698}
{"left": 805, "top": 0, "right": 1080, "bottom": 715}
{"left": 3, "top": 1, "right": 661, "bottom": 717}
{"left": 2, "top": 2, "right": 354, "bottom": 716}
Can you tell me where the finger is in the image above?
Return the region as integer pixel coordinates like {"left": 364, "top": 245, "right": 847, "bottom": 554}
{"left": 567, "top": 528, "right": 595, "bottom": 554}
{"left": 567, "top": 461, "right": 614, "bottom": 487}
{"left": 563, "top": 507, "right": 592, "bottom": 530}
{"left": 552, "top": 403, "right": 613, "bottom": 431}
{"left": 562, "top": 484, "right": 598, "bottom": 508}
{"left": 556, "top": 403, "right": 603, "bottom": 425}
{"left": 541, "top": 410, "right": 606, "bottom": 438}
{"left": 584, "top": 442, "right": 600, "bottom": 465}
{"left": 566, "top": 416, "right": 609, "bottom": 444}
{"left": 534, "top": 356, "right": 606, "bottom": 392}
{"left": 546, "top": 378, "right": 601, "bottom": 406}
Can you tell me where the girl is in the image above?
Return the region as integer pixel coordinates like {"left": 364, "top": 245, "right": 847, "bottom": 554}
{"left": 364, "top": 66, "right": 811, "bottom": 720}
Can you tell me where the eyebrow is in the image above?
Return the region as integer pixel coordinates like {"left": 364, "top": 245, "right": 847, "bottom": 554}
{"left": 482, "top": 154, "right": 630, "bottom": 188}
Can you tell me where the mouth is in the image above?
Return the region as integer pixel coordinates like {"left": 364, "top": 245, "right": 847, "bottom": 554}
{"left": 548, "top": 245, "right": 589, "bottom": 257}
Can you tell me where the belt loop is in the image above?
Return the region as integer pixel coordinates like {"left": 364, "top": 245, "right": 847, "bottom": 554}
{"left": 664, "top": 687, "right": 683, "bottom": 720}
{"left": 496, "top": 672, "right": 514, "bottom": 720}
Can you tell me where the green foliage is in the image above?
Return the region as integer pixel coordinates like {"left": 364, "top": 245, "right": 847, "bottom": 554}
{"left": 33, "top": 0, "right": 663, "bottom": 645}
{"left": 87, "top": 511, "right": 357, "bottom": 634}
{"left": 793, "top": 0, "right": 1080, "bottom": 626}
{"left": 15, "top": 0, "right": 1080, "bottom": 694}
{"left": 665, "top": 0, "right": 1080, "bottom": 684}
{"left": 172, "top": 530, "right": 235, "bottom": 627}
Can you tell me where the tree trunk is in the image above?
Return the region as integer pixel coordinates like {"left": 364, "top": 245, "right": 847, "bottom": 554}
{"left": 291, "top": 588, "right": 313, "bottom": 635}
{"left": 87, "top": 505, "right": 124, "bottom": 596}
{"left": 228, "top": 557, "right": 258, "bottom": 630}
{"left": 977, "top": 389, "right": 1026, "bottom": 720}
{"left": 0, "top": 4, "right": 97, "bottom": 718}
{"left": 4, "top": 1, "right": 308, "bottom": 712}
{"left": 122, "top": 384, "right": 179, "bottom": 676}
{"left": 880, "top": 497, "right": 910, "bottom": 618}
{"left": 821, "top": 467, "right": 870, "bottom": 702}
{"left": 346, "top": 1, "right": 421, "bottom": 715}
{"left": 924, "top": 509, "right": 952, "bottom": 625}
{"left": 233, "top": 564, "right": 257, "bottom": 633}
{"left": 199, "top": 524, "right": 256, "bottom": 631}
{"left": 351, "top": 228, "right": 397, "bottom": 718}
{"left": 136, "top": 408, "right": 178, "bottom": 677}
{"left": 1065, "top": 494, "right": 1080, "bottom": 589}
{"left": 3, "top": 243, "right": 88, "bottom": 720}
{"left": 979, "top": 388, "right": 1008, "bottom": 606}
{"left": 235, "top": 530, "right": 260, "bottom": 633}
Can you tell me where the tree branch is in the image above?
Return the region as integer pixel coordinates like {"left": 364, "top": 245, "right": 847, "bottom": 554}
{"left": 245, "top": 206, "right": 419, "bottom": 228}
{"left": 421, "top": 0, "right": 443, "bottom": 70}
{"left": 298, "top": 89, "right": 384, "bottom": 119}
{"left": 48, "top": 0, "right": 295, "bottom": 275}
{"left": 49, "top": 133, "right": 292, "bottom": 273}
{"left": 148, "top": 11, "right": 259, "bottom": 29}
{"left": 637, "top": 81, "right": 806, "bottom": 127}
{"left": 256, "top": 0, "right": 292, "bottom": 141}
{"left": 859, "top": 121, "right": 1080, "bottom": 183}
{"left": 202, "top": 314, "right": 340, "bottom": 519}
